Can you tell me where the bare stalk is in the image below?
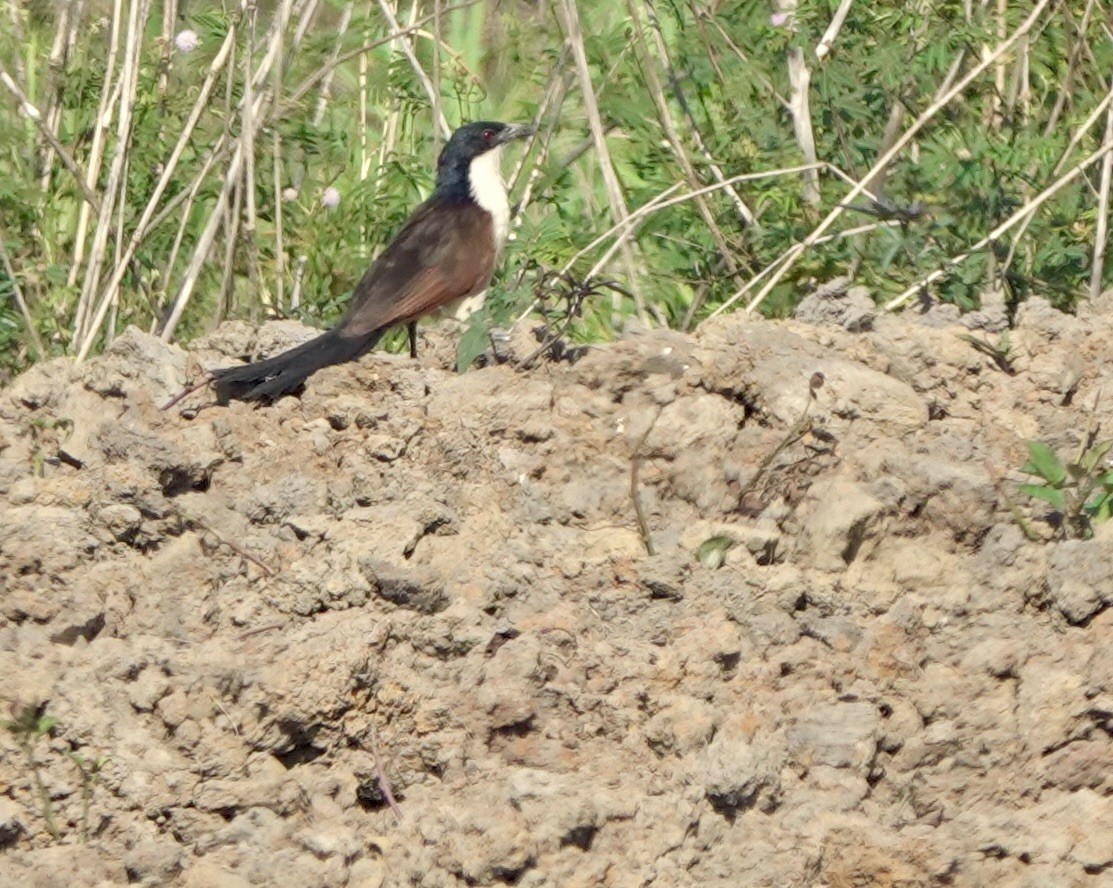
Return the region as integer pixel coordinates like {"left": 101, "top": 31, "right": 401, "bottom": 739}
{"left": 39, "top": 0, "right": 86, "bottom": 193}
{"left": 625, "top": 0, "right": 744, "bottom": 307}
{"left": 643, "top": 4, "right": 754, "bottom": 228}
{"left": 778, "top": 1, "right": 820, "bottom": 205}
{"left": 815, "top": 0, "right": 855, "bottom": 60}
{"left": 153, "top": 0, "right": 313, "bottom": 346}
{"left": 1089, "top": 78, "right": 1113, "bottom": 300}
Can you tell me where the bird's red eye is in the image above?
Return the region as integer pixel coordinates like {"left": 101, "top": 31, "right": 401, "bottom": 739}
{"left": 482, "top": 129, "right": 495, "bottom": 142}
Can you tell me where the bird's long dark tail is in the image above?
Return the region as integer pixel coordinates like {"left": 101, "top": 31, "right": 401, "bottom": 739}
{"left": 211, "top": 327, "right": 382, "bottom": 402}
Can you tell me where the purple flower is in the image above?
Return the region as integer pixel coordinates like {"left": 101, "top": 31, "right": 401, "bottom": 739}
{"left": 174, "top": 30, "right": 200, "bottom": 53}
{"left": 321, "top": 187, "right": 340, "bottom": 209}
{"left": 770, "top": 12, "right": 790, "bottom": 27}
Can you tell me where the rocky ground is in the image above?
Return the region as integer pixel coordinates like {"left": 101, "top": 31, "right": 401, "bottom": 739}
{"left": 1, "top": 289, "right": 1112, "bottom": 887}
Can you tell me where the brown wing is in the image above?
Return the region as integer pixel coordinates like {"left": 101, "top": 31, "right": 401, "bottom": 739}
{"left": 337, "top": 199, "right": 497, "bottom": 340}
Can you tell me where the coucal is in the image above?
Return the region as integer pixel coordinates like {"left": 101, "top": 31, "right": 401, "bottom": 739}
{"left": 211, "top": 120, "right": 532, "bottom": 402}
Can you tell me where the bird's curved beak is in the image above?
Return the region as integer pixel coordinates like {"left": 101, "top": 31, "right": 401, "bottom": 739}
{"left": 498, "top": 123, "right": 535, "bottom": 144}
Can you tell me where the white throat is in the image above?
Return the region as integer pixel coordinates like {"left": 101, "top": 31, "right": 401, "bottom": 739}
{"left": 468, "top": 145, "right": 510, "bottom": 247}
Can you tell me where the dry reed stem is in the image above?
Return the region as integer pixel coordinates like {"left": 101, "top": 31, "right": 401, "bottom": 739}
{"left": 815, "top": 0, "right": 855, "bottom": 60}
{"left": 778, "top": 2, "right": 820, "bottom": 206}
{"left": 153, "top": 0, "right": 309, "bottom": 347}
{"left": 0, "top": 69, "right": 101, "bottom": 211}
{"left": 1001, "top": 81, "right": 1113, "bottom": 281}
{"left": 704, "top": 0, "right": 1054, "bottom": 321}
{"left": 1088, "top": 78, "right": 1113, "bottom": 300}
{"left": 38, "top": 0, "right": 85, "bottom": 193}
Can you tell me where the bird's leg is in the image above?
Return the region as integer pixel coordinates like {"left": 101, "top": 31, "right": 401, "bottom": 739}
{"left": 408, "top": 321, "right": 419, "bottom": 359}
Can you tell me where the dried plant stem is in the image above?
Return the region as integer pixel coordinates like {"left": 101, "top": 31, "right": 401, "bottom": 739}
{"left": 557, "top": 0, "right": 646, "bottom": 320}
{"left": 815, "top": 0, "right": 854, "bottom": 60}
{"left": 630, "top": 408, "right": 662, "bottom": 557}
{"left": 705, "top": 0, "right": 1053, "bottom": 321}
{"left": 509, "top": 65, "right": 570, "bottom": 229}
{"left": 1044, "top": 0, "right": 1098, "bottom": 138}
{"left": 155, "top": 0, "right": 313, "bottom": 346}
{"left": 1087, "top": 81, "right": 1113, "bottom": 300}
{"left": 368, "top": 734, "right": 403, "bottom": 822}
{"left": 885, "top": 137, "right": 1113, "bottom": 310}
{"left": 778, "top": 1, "right": 820, "bottom": 206}
{"left": 216, "top": 154, "right": 245, "bottom": 329}
{"left": 285, "top": 0, "right": 482, "bottom": 108}
{"left": 642, "top": 5, "right": 754, "bottom": 228}
{"left": 38, "top": 0, "right": 85, "bottom": 193}
{"left": 1002, "top": 81, "right": 1113, "bottom": 283}
{"left": 242, "top": 2, "right": 261, "bottom": 314}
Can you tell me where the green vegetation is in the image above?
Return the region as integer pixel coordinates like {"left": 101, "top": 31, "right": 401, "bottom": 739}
{"left": 1019, "top": 438, "right": 1113, "bottom": 539}
{"left": 1, "top": 1, "right": 1111, "bottom": 380}
{"left": 3, "top": 703, "right": 106, "bottom": 842}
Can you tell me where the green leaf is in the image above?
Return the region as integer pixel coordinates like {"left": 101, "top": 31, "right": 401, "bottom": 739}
{"left": 1019, "top": 483, "right": 1066, "bottom": 511}
{"left": 455, "top": 314, "right": 489, "bottom": 374}
{"left": 696, "top": 535, "right": 735, "bottom": 569}
{"left": 1080, "top": 441, "right": 1113, "bottom": 474}
{"left": 1021, "top": 441, "right": 1066, "bottom": 485}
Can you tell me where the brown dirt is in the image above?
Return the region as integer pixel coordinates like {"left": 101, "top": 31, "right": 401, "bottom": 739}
{"left": 1, "top": 294, "right": 1112, "bottom": 887}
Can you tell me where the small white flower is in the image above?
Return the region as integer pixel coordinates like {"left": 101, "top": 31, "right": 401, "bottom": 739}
{"left": 321, "top": 187, "right": 340, "bottom": 209}
{"left": 174, "top": 30, "right": 200, "bottom": 53}
{"left": 282, "top": 187, "right": 299, "bottom": 202}
{"left": 770, "top": 12, "right": 790, "bottom": 27}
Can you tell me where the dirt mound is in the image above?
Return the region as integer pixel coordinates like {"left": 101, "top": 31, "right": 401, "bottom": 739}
{"left": 2, "top": 298, "right": 1112, "bottom": 887}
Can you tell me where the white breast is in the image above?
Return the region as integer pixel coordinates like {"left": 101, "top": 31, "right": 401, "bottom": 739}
{"left": 468, "top": 145, "right": 510, "bottom": 247}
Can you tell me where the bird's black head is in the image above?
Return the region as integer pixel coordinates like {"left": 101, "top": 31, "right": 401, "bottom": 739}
{"left": 435, "top": 121, "right": 532, "bottom": 188}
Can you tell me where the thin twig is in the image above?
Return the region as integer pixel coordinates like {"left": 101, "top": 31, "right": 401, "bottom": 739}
{"left": 737, "top": 375, "right": 823, "bottom": 502}
{"left": 368, "top": 735, "right": 402, "bottom": 822}
{"left": 630, "top": 408, "right": 663, "bottom": 556}
{"left": 1089, "top": 75, "right": 1113, "bottom": 300}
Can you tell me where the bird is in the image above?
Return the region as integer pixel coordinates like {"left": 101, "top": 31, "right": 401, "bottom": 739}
{"left": 210, "top": 120, "right": 533, "bottom": 403}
